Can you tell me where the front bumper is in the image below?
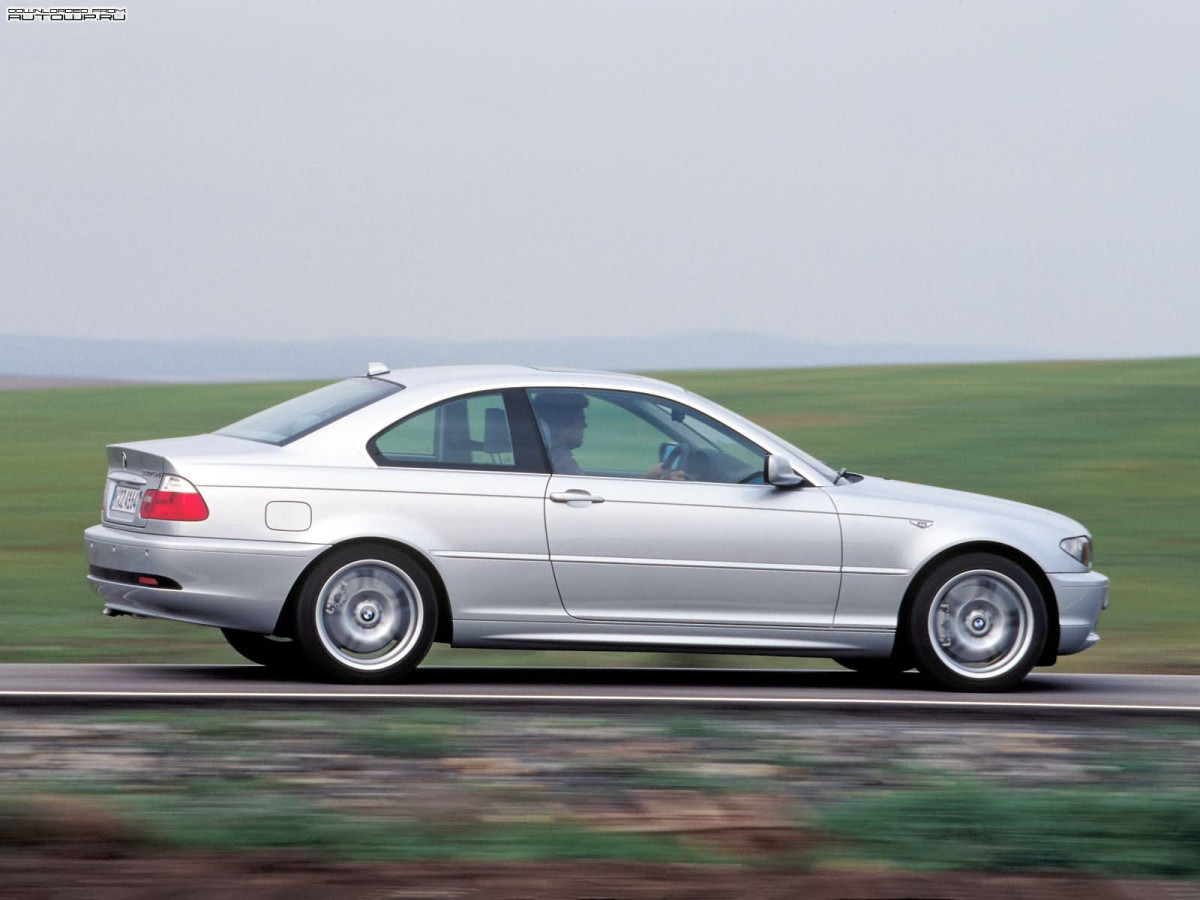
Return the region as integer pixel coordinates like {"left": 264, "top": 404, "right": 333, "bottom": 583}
{"left": 85, "top": 524, "right": 326, "bottom": 634}
{"left": 1049, "top": 569, "right": 1109, "bottom": 655}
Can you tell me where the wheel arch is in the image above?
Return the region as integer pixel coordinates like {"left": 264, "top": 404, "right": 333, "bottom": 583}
{"left": 897, "top": 541, "right": 1059, "bottom": 667}
{"left": 271, "top": 537, "right": 453, "bottom": 645}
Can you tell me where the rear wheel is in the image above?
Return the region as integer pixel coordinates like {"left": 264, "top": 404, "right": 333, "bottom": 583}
{"left": 221, "top": 629, "right": 303, "bottom": 672}
{"left": 909, "top": 553, "right": 1047, "bottom": 692}
{"left": 293, "top": 544, "right": 437, "bottom": 684}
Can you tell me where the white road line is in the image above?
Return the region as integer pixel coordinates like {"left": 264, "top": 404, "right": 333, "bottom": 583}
{"left": 0, "top": 690, "right": 1196, "bottom": 712}
{"left": 9, "top": 666, "right": 1195, "bottom": 680}
{"left": 56, "top": 663, "right": 251, "bottom": 669}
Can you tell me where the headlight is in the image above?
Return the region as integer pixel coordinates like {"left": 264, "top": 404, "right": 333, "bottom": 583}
{"left": 1060, "top": 535, "right": 1092, "bottom": 567}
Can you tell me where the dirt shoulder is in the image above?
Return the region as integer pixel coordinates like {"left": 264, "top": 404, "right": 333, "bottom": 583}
{"left": 2, "top": 854, "right": 1195, "bottom": 900}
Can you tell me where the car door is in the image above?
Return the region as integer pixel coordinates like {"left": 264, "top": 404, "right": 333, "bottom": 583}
{"left": 531, "top": 388, "right": 842, "bottom": 628}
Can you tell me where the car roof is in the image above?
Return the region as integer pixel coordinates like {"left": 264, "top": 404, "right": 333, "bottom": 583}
{"left": 375, "top": 364, "right": 674, "bottom": 394}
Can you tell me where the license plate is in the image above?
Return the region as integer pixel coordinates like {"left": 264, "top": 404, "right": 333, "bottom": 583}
{"left": 110, "top": 485, "right": 142, "bottom": 515}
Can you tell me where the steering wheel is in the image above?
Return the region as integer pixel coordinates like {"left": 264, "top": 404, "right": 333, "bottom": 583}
{"left": 660, "top": 443, "right": 689, "bottom": 476}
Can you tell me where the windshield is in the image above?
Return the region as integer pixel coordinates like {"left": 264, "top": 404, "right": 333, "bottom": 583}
{"left": 217, "top": 378, "right": 403, "bottom": 445}
{"left": 687, "top": 395, "right": 840, "bottom": 483}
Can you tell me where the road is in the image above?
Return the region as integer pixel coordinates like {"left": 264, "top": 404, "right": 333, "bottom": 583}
{"left": 1, "top": 665, "right": 1196, "bottom": 713}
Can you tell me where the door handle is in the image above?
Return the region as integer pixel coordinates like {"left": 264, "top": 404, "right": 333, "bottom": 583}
{"left": 549, "top": 490, "right": 605, "bottom": 504}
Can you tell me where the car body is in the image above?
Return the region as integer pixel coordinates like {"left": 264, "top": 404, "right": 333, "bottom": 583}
{"left": 85, "top": 364, "right": 1108, "bottom": 690}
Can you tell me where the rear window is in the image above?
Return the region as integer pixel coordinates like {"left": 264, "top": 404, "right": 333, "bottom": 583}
{"left": 217, "top": 378, "right": 403, "bottom": 445}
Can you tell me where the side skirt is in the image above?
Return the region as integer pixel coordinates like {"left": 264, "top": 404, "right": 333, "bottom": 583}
{"left": 451, "top": 619, "right": 895, "bottom": 658}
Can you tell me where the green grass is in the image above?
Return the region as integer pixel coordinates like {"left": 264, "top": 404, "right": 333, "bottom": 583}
{"left": 2, "top": 357, "right": 1197, "bottom": 670}
{"left": 125, "top": 783, "right": 711, "bottom": 863}
{"left": 819, "top": 781, "right": 1200, "bottom": 877}
{"left": 346, "top": 708, "right": 477, "bottom": 758}
{"left": 1, "top": 783, "right": 718, "bottom": 864}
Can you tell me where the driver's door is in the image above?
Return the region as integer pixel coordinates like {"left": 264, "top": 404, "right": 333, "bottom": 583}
{"left": 532, "top": 389, "right": 842, "bottom": 628}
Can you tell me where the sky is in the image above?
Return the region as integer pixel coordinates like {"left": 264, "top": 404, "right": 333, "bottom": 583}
{"left": 2, "top": 1, "right": 1198, "bottom": 363}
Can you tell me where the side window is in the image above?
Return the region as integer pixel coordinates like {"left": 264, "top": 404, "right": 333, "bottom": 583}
{"left": 529, "top": 389, "right": 765, "bottom": 484}
{"left": 664, "top": 402, "right": 767, "bottom": 481}
{"left": 370, "top": 391, "right": 544, "bottom": 472}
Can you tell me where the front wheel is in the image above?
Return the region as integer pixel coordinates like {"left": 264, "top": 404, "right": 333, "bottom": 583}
{"left": 909, "top": 553, "right": 1047, "bottom": 692}
{"left": 293, "top": 544, "right": 437, "bottom": 684}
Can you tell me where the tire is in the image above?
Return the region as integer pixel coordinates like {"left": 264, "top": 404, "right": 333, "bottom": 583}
{"left": 221, "top": 629, "right": 304, "bottom": 672}
{"left": 292, "top": 543, "right": 437, "bottom": 684}
{"left": 909, "top": 553, "right": 1047, "bottom": 692}
{"left": 834, "top": 657, "right": 913, "bottom": 679}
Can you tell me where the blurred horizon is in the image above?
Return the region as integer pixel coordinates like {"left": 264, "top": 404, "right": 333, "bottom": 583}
{"left": 6, "top": 331, "right": 1193, "bottom": 383}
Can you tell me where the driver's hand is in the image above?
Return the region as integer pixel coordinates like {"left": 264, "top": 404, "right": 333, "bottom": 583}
{"left": 646, "top": 464, "right": 686, "bottom": 480}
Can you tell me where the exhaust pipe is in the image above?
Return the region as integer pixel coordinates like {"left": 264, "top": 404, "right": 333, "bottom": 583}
{"left": 103, "top": 607, "right": 151, "bottom": 619}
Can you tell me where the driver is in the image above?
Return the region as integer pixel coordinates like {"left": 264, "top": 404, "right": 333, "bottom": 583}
{"left": 534, "top": 392, "right": 685, "bottom": 480}
{"left": 536, "top": 392, "right": 588, "bottom": 475}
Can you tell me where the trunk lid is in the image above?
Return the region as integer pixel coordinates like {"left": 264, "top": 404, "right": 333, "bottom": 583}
{"left": 100, "top": 434, "right": 278, "bottom": 528}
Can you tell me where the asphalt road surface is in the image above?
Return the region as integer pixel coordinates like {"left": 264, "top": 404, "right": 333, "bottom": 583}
{"left": 0, "top": 665, "right": 1196, "bottom": 714}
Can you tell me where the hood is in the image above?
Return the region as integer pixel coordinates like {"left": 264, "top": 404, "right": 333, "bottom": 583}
{"left": 830, "top": 476, "right": 1087, "bottom": 536}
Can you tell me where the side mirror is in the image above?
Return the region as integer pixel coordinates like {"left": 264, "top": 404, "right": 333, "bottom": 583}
{"left": 764, "top": 454, "right": 804, "bottom": 488}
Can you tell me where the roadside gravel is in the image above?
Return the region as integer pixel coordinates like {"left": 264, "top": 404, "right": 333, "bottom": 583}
{"left": 1, "top": 706, "right": 1197, "bottom": 896}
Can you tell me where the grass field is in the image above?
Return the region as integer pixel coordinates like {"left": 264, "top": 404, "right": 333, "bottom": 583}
{"left": 1, "top": 357, "right": 1196, "bottom": 671}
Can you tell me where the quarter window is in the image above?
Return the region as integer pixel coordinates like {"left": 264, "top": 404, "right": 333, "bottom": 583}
{"left": 370, "top": 391, "right": 543, "bottom": 472}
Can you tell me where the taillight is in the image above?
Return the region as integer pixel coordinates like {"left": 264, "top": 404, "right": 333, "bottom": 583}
{"left": 140, "top": 475, "right": 209, "bottom": 521}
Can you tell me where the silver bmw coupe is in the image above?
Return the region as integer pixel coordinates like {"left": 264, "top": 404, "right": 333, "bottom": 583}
{"left": 85, "top": 364, "right": 1108, "bottom": 691}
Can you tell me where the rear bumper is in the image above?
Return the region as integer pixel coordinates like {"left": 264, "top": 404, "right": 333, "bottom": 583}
{"left": 1049, "top": 569, "right": 1109, "bottom": 656}
{"left": 85, "top": 524, "right": 326, "bottom": 634}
